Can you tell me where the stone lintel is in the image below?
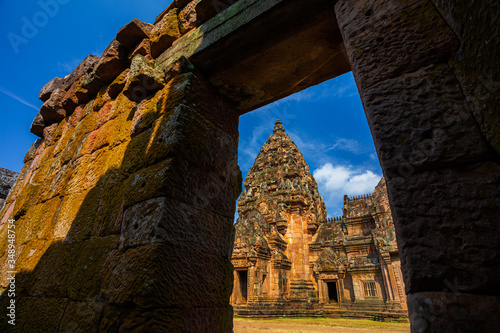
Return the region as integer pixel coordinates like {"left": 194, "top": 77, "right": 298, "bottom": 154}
{"left": 156, "top": 0, "right": 350, "bottom": 114}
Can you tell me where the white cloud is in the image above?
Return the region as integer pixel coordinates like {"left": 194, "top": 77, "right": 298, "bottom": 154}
{"left": 57, "top": 57, "right": 85, "bottom": 75}
{"left": 313, "top": 163, "right": 381, "bottom": 217}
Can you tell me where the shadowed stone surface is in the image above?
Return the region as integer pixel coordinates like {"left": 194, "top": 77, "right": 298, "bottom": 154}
{"left": 116, "top": 18, "right": 153, "bottom": 50}
{"left": 361, "top": 64, "right": 494, "bottom": 177}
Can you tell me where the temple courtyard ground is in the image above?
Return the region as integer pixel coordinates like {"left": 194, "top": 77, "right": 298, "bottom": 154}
{"left": 233, "top": 318, "right": 410, "bottom": 332}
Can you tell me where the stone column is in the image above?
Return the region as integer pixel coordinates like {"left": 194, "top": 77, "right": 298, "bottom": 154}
{"left": 338, "top": 265, "right": 346, "bottom": 305}
{"left": 381, "top": 253, "right": 400, "bottom": 303}
{"left": 336, "top": 1, "right": 500, "bottom": 332}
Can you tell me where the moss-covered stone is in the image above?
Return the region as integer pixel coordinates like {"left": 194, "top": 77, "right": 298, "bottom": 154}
{"left": 107, "top": 92, "right": 136, "bottom": 121}
{"left": 14, "top": 196, "right": 61, "bottom": 245}
{"left": 150, "top": 8, "right": 182, "bottom": 58}
{"left": 123, "top": 55, "right": 165, "bottom": 102}
{"left": 53, "top": 191, "right": 92, "bottom": 240}
{"left": 108, "top": 68, "right": 130, "bottom": 99}
{"left": 92, "top": 86, "right": 111, "bottom": 112}
{"left": 130, "top": 89, "right": 163, "bottom": 137}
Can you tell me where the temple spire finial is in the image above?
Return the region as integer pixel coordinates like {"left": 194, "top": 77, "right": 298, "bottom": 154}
{"left": 273, "top": 119, "right": 285, "bottom": 134}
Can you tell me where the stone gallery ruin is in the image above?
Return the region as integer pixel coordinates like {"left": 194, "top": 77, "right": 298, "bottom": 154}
{"left": 0, "top": 0, "right": 499, "bottom": 332}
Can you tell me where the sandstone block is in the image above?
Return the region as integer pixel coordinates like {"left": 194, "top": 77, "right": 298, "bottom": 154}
{"left": 108, "top": 68, "right": 130, "bottom": 99}
{"left": 23, "top": 138, "right": 42, "bottom": 163}
{"left": 95, "top": 39, "right": 129, "bottom": 83}
{"left": 388, "top": 161, "right": 500, "bottom": 295}
{"left": 150, "top": 9, "right": 182, "bottom": 58}
{"left": 59, "top": 55, "right": 100, "bottom": 91}
{"left": 38, "top": 55, "right": 99, "bottom": 103}
{"left": 61, "top": 80, "right": 81, "bottom": 116}
{"left": 100, "top": 242, "right": 233, "bottom": 308}
{"left": 122, "top": 157, "right": 235, "bottom": 217}
{"left": 40, "top": 88, "right": 66, "bottom": 124}
{"left": 58, "top": 301, "right": 104, "bottom": 333}
{"left": 98, "top": 305, "right": 133, "bottom": 333}
{"left": 119, "top": 306, "right": 233, "bottom": 332}
{"left": 14, "top": 197, "right": 60, "bottom": 245}
{"left": 68, "top": 236, "right": 119, "bottom": 300}
{"left": 341, "top": 1, "right": 459, "bottom": 90}
{"left": 361, "top": 64, "right": 494, "bottom": 178}
{"left": 77, "top": 69, "right": 106, "bottom": 103}
{"left": 116, "top": 18, "right": 153, "bottom": 50}
{"left": 335, "top": 0, "right": 420, "bottom": 40}
{"left": 123, "top": 54, "right": 165, "bottom": 102}
{"left": 130, "top": 90, "right": 162, "bottom": 137}
{"left": 42, "top": 123, "right": 59, "bottom": 146}
{"left": 128, "top": 38, "right": 153, "bottom": 61}
{"left": 39, "top": 77, "right": 62, "bottom": 102}
{"left": 0, "top": 296, "right": 33, "bottom": 332}
{"left": 120, "top": 196, "right": 234, "bottom": 257}
{"left": 30, "top": 112, "right": 46, "bottom": 137}
{"left": 407, "top": 292, "right": 500, "bottom": 333}
{"left": 19, "top": 297, "right": 68, "bottom": 333}
{"left": 154, "top": 0, "right": 191, "bottom": 24}
{"left": 444, "top": 1, "right": 500, "bottom": 156}
{"left": 91, "top": 86, "right": 111, "bottom": 113}
{"left": 27, "top": 240, "right": 82, "bottom": 298}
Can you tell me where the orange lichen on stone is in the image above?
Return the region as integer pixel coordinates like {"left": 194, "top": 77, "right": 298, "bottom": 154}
{"left": 150, "top": 8, "right": 182, "bottom": 58}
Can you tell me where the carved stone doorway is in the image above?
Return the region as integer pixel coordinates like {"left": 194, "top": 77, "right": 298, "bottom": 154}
{"left": 326, "top": 281, "right": 339, "bottom": 303}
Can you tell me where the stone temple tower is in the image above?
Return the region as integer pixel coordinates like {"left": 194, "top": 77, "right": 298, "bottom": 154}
{"left": 231, "top": 120, "right": 407, "bottom": 319}
{"left": 232, "top": 120, "right": 327, "bottom": 309}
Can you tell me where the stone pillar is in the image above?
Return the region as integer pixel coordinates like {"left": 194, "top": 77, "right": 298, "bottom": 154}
{"left": 381, "top": 253, "right": 400, "bottom": 303}
{"left": 336, "top": 1, "right": 500, "bottom": 332}
{"left": 379, "top": 259, "right": 394, "bottom": 302}
{"left": 338, "top": 273, "right": 346, "bottom": 305}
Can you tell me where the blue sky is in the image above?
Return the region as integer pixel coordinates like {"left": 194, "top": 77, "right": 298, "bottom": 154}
{"left": 0, "top": 0, "right": 382, "bottom": 217}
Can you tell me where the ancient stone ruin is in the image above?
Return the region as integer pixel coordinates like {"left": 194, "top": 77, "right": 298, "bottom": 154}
{"left": 231, "top": 120, "right": 406, "bottom": 319}
{"left": 0, "top": 0, "right": 498, "bottom": 332}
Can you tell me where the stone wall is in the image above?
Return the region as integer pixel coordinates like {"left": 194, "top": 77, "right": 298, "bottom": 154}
{"left": 0, "top": 168, "right": 18, "bottom": 211}
{"left": 0, "top": 2, "right": 241, "bottom": 331}
{"left": 336, "top": 0, "right": 500, "bottom": 331}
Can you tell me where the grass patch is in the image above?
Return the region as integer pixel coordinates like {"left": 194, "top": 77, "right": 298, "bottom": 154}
{"left": 234, "top": 317, "right": 410, "bottom": 329}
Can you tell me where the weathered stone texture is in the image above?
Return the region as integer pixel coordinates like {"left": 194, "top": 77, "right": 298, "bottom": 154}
{"left": 388, "top": 162, "right": 500, "bottom": 295}
{"left": 0, "top": 168, "right": 18, "bottom": 212}
{"left": 116, "top": 18, "right": 153, "bottom": 50}
{"left": 337, "top": 0, "right": 459, "bottom": 90}
{"left": 434, "top": 0, "right": 500, "bottom": 156}
{"left": 150, "top": 8, "right": 182, "bottom": 58}
{"left": 337, "top": 0, "right": 500, "bottom": 331}
{"left": 361, "top": 63, "right": 494, "bottom": 178}
{"left": 1, "top": 39, "right": 238, "bottom": 331}
{"left": 407, "top": 292, "right": 500, "bottom": 333}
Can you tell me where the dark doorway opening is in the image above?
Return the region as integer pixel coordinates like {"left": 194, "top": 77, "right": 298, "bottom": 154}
{"left": 327, "top": 281, "right": 338, "bottom": 303}
{"left": 238, "top": 270, "right": 248, "bottom": 303}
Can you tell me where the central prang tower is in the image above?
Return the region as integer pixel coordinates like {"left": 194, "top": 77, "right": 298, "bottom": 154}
{"left": 232, "top": 120, "right": 327, "bottom": 305}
